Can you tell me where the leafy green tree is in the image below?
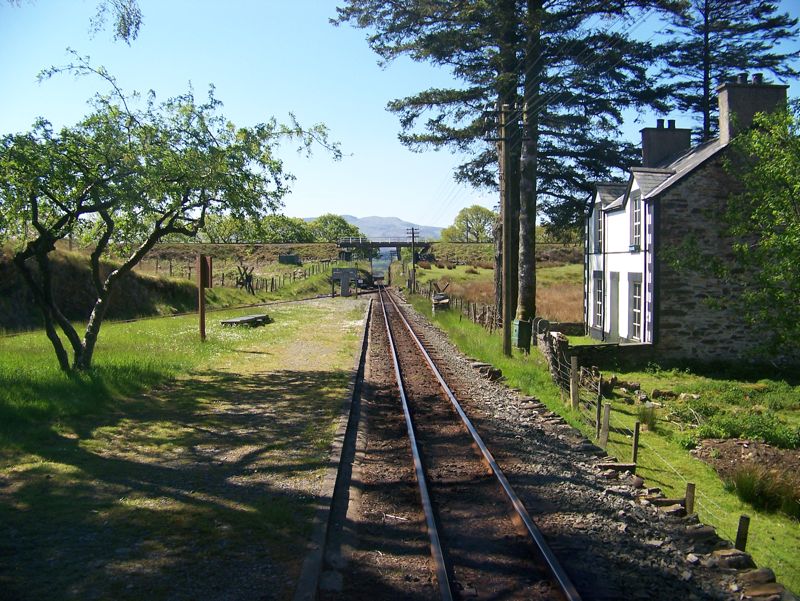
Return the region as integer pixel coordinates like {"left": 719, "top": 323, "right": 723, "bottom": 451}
{"left": 441, "top": 205, "right": 496, "bottom": 243}
{"left": 257, "top": 214, "right": 315, "bottom": 243}
{"left": 200, "top": 214, "right": 260, "bottom": 243}
{"left": 724, "top": 101, "right": 800, "bottom": 350}
{"left": 663, "top": 0, "right": 799, "bottom": 141}
{"left": 309, "top": 213, "right": 362, "bottom": 242}
{"left": 335, "top": 0, "right": 678, "bottom": 322}
{"left": 0, "top": 60, "right": 336, "bottom": 372}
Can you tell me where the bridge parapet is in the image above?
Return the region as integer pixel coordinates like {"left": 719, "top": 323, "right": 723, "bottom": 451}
{"left": 337, "top": 237, "right": 433, "bottom": 248}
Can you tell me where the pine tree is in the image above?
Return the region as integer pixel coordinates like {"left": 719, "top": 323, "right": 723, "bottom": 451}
{"left": 335, "top": 0, "right": 678, "bottom": 321}
{"left": 664, "top": 0, "right": 799, "bottom": 141}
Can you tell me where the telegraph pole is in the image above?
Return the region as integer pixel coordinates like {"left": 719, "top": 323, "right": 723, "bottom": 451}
{"left": 407, "top": 227, "right": 418, "bottom": 293}
{"left": 485, "top": 102, "right": 519, "bottom": 357}
{"left": 499, "top": 104, "right": 515, "bottom": 356}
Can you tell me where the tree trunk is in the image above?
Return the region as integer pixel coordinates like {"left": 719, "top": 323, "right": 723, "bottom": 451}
{"left": 14, "top": 253, "right": 71, "bottom": 372}
{"left": 517, "top": 0, "right": 542, "bottom": 322}
{"left": 701, "top": 0, "right": 712, "bottom": 141}
{"left": 496, "top": 0, "right": 521, "bottom": 323}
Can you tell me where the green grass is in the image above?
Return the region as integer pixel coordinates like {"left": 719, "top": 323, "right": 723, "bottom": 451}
{"left": 414, "top": 263, "right": 493, "bottom": 287}
{"left": 408, "top": 294, "right": 800, "bottom": 595}
{"left": 426, "top": 242, "right": 494, "bottom": 265}
{"left": 0, "top": 297, "right": 367, "bottom": 600}
{"left": 536, "top": 262, "right": 583, "bottom": 285}
{"left": 605, "top": 363, "right": 800, "bottom": 449}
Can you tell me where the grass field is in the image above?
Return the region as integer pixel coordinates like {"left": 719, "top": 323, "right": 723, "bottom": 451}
{"left": 0, "top": 297, "right": 367, "bottom": 600}
{"left": 408, "top": 296, "right": 800, "bottom": 594}
{"left": 409, "top": 261, "right": 584, "bottom": 322}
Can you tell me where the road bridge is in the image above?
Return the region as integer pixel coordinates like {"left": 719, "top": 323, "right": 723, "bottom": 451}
{"left": 336, "top": 237, "right": 431, "bottom": 250}
{"left": 336, "top": 237, "right": 433, "bottom": 262}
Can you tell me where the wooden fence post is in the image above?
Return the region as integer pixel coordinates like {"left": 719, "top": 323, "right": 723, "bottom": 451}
{"left": 599, "top": 403, "right": 611, "bottom": 447}
{"left": 735, "top": 515, "right": 750, "bottom": 551}
{"left": 595, "top": 396, "right": 602, "bottom": 439}
{"left": 632, "top": 421, "right": 641, "bottom": 465}
{"left": 569, "top": 356, "right": 580, "bottom": 410}
{"left": 685, "top": 483, "right": 696, "bottom": 515}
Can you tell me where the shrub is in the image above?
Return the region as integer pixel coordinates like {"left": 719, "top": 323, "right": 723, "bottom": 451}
{"left": 465, "top": 267, "right": 479, "bottom": 275}
{"left": 637, "top": 404, "right": 659, "bottom": 431}
{"left": 725, "top": 465, "right": 800, "bottom": 519}
{"left": 697, "top": 411, "right": 800, "bottom": 449}
{"left": 669, "top": 431, "right": 698, "bottom": 450}
{"left": 417, "top": 260, "right": 431, "bottom": 269}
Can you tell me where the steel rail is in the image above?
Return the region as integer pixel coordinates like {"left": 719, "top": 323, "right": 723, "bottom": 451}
{"left": 377, "top": 287, "right": 454, "bottom": 601}
{"left": 384, "top": 287, "right": 582, "bottom": 601}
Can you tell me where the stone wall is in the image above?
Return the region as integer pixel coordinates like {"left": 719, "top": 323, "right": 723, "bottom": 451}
{"left": 653, "top": 154, "right": 775, "bottom": 363}
{"left": 569, "top": 341, "right": 657, "bottom": 369}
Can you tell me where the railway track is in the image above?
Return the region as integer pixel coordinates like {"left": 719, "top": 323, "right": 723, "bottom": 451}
{"left": 375, "top": 286, "right": 580, "bottom": 601}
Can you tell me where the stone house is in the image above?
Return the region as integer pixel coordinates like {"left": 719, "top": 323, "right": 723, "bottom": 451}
{"left": 584, "top": 74, "right": 788, "bottom": 363}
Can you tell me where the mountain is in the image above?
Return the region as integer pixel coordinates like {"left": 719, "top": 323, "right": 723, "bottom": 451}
{"left": 305, "top": 215, "right": 442, "bottom": 240}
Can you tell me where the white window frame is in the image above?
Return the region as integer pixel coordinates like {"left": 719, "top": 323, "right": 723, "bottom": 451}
{"left": 631, "top": 281, "right": 642, "bottom": 341}
{"left": 596, "top": 205, "right": 603, "bottom": 253}
{"left": 631, "top": 192, "right": 642, "bottom": 249}
{"left": 594, "top": 277, "right": 603, "bottom": 328}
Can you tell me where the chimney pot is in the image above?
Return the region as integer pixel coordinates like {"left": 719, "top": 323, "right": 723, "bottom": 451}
{"left": 656, "top": 118, "right": 664, "bottom": 128}
{"left": 667, "top": 119, "right": 676, "bottom": 129}
{"left": 753, "top": 73, "right": 764, "bottom": 84}
{"left": 737, "top": 72, "right": 749, "bottom": 84}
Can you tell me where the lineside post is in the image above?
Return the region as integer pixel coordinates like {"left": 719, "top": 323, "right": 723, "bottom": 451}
{"left": 197, "top": 254, "right": 212, "bottom": 342}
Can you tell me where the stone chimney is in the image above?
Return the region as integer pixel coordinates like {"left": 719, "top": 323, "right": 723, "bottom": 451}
{"left": 718, "top": 72, "right": 789, "bottom": 145}
{"left": 640, "top": 119, "right": 692, "bottom": 167}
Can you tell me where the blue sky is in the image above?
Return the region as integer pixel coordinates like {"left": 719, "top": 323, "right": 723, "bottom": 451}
{"left": 1, "top": 1, "right": 798, "bottom": 227}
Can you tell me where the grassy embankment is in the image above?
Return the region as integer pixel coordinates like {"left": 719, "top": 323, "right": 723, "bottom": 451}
{"left": 0, "top": 296, "right": 368, "bottom": 600}
{"left": 407, "top": 296, "right": 800, "bottom": 593}
{"left": 0, "top": 246, "right": 341, "bottom": 334}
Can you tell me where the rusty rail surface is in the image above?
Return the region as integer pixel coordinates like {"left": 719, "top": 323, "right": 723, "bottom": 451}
{"left": 380, "top": 285, "right": 582, "bottom": 601}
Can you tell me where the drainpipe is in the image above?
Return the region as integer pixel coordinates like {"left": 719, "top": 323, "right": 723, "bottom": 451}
{"left": 601, "top": 207, "right": 607, "bottom": 342}
{"left": 584, "top": 204, "right": 590, "bottom": 335}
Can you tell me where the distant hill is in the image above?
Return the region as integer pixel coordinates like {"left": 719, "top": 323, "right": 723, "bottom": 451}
{"left": 304, "top": 215, "right": 442, "bottom": 240}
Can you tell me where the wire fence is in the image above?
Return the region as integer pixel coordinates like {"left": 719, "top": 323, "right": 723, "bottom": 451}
{"left": 132, "top": 257, "right": 332, "bottom": 290}
{"left": 536, "top": 328, "right": 794, "bottom": 582}
{"left": 417, "top": 284, "right": 503, "bottom": 332}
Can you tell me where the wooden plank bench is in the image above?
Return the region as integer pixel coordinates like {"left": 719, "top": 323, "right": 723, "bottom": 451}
{"left": 220, "top": 314, "right": 271, "bottom": 327}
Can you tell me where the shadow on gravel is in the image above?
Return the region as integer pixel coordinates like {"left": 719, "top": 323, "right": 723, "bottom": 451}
{"left": 0, "top": 367, "right": 351, "bottom": 601}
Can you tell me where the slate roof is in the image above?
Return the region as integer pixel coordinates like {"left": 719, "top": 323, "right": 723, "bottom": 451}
{"left": 631, "top": 168, "right": 674, "bottom": 197}
{"left": 605, "top": 193, "right": 626, "bottom": 211}
{"left": 644, "top": 138, "right": 725, "bottom": 199}
{"left": 595, "top": 182, "right": 628, "bottom": 205}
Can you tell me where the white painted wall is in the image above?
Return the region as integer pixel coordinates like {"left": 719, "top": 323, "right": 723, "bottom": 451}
{"left": 586, "top": 181, "right": 653, "bottom": 343}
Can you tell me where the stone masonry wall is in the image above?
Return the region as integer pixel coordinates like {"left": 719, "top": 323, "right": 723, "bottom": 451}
{"left": 653, "top": 154, "right": 773, "bottom": 363}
